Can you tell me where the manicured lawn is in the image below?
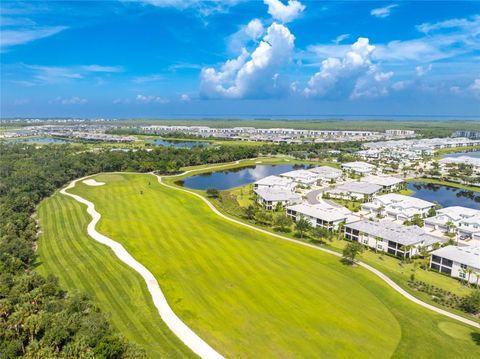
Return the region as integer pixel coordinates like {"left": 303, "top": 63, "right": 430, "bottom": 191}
{"left": 37, "top": 193, "right": 195, "bottom": 359}
{"left": 38, "top": 172, "right": 480, "bottom": 358}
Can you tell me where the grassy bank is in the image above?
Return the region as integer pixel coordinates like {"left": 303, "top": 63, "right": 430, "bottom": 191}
{"left": 39, "top": 173, "right": 480, "bottom": 357}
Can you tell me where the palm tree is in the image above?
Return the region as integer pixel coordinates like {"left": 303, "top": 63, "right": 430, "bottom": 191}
{"left": 374, "top": 236, "right": 381, "bottom": 253}
{"left": 465, "top": 268, "right": 474, "bottom": 286}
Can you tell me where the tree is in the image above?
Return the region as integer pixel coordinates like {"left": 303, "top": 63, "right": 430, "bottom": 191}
{"left": 342, "top": 242, "right": 364, "bottom": 265}
{"left": 427, "top": 207, "right": 436, "bottom": 217}
{"left": 206, "top": 188, "right": 220, "bottom": 198}
{"left": 465, "top": 268, "right": 475, "bottom": 286}
{"left": 460, "top": 290, "right": 480, "bottom": 314}
{"left": 244, "top": 205, "right": 256, "bottom": 220}
{"left": 312, "top": 226, "right": 332, "bottom": 242}
{"left": 255, "top": 210, "right": 272, "bottom": 225}
{"left": 295, "top": 216, "right": 311, "bottom": 239}
{"left": 273, "top": 213, "right": 293, "bottom": 232}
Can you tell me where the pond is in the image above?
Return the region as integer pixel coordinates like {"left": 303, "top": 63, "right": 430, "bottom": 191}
{"left": 407, "top": 182, "right": 480, "bottom": 210}
{"left": 4, "top": 137, "right": 70, "bottom": 144}
{"left": 443, "top": 151, "right": 480, "bottom": 158}
{"left": 152, "top": 139, "right": 207, "bottom": 148}
{"left": 179, "top": 164, "right": 310, "bottom": 190}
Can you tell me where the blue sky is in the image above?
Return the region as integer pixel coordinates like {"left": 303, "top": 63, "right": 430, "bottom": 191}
{"left": 1, "top": 0, "right": 479, "bottom": 118}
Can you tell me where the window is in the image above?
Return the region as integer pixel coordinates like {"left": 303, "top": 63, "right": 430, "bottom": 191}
{"left": 460, "top": 263, "right": 467, "bottom": 269}
{"left": 431, "top": 255, "right": 442, "bottom": 264}
{"left": 459, "top": 272, "right": 466, "bottom": 279}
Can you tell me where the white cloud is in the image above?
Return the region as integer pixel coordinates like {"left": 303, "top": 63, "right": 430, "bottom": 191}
{"left": 228, "top": 18, "right": 264, "bottom": 53}
{"left": 0, "top": 26, "right": 67, "bottom": 52}
{"left": 450, "top": 86, "right": 461, "bottom": 94}
{"left": 51, "top": 96, "right": 87, "bottom": 105}
{"left": 136, "top": 94, "right": 170, "bottom": 104}
{"left": 180, "top": 94, "right": 191, "bottom": 102}
{"left": 333, "top": 33, "right": 350, "bottom": 44}
{"left": 133, "top": 74, "right": 163, "bottom": 83}
{"left": 201, "top": 22, "right": 295, "bottom": 99}
{"left": 263, "top": 0, "right": 305, "bottom": 23}
{"left": 370, "top": 4, "right": 398, "bottom": 18}
{"left": 415, "top": 64, "right": 432, "bottom": 77}
{"left": 416, "top": 15, "right": 480, "bottom": 34}
{"left": 28, "top": 65, "right": 83, "bottom": 83}
{"left": 82, "top": 65, "right": 124, "bottom": 73}
{"left": 469, "top": 79, "right": 480, "bottom": 98}
{"left": 131, "top": 0, "right": 242, "bottom": 17}
{"left": 304, "top": 37, "right": 393, "bottom": 99}
{"left": 245, "top": 18, "right": 264, "bottom": 40}
{"left": 13, "top": 98, "right": 29, "bottom": 105}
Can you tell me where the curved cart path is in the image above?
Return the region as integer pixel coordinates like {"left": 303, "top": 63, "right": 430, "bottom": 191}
{"left": 60, "top": 177, "right": 225, "bottom": 359}
{"left": 157, "top": 172, "right": 480, "bottom": 330}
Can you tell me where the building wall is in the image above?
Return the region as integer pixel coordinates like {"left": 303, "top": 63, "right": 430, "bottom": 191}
{"left": 430, "top": 256, "right": 480, "bottom": 284}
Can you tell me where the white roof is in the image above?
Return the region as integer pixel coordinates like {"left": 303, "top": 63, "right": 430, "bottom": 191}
{"left": 372, "top": 193, "right": 434, "bottom": 209}
{"left": 280, "top": 170, "right": 320, "bottom": 182}
{"left": 363, "top": 175, "right": 404, "bottom": 187}
{"left": 346, "top": 220, "right": 443, "bottom": 247}
{"left": 431, "top": 245, "right": 480, "bottom": 269}
{"left": 254, "top": 188, "right": 301, "bottom": 202}
{"left": 308, "top": 166, "right": 343, "bottom": 179}
{"left": 439, "top": 156, "right": 480, "bottom": 167}
{"left": 341, "top": 161, "right": 376, "bottom": 170}
{"left": 426, "top": 206, "right": 480, "bottom": 223}
{"left": 254, "top": 175, "right": 294, "bottom": 187}
{"left": 335, "top": 181, "right": 383, "bottom": 195}
{"left": 287, "top": 202, "right": 353, "bottom": 222}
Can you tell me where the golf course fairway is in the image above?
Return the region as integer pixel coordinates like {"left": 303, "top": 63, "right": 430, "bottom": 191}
{"left": 37, "top": 173, "right": 480, "bottom": 358}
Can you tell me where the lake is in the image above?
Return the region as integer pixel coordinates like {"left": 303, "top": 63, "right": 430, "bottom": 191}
{"left": 4, "top": 137, "right": 70, "bottom": 144}
{"left": 407, "top": 182, "right": 480, "bottom": 210}
{"left": 152, "top": 139, "right": 207, "bottom": 148}
{"left": 443, "top": 151, "right": 480, "bottom": 158}
{"left": 179, "top": 164, "right": 309, "bottom": 190}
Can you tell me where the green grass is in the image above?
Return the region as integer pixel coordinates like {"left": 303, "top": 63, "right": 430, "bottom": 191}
{"left": 36, "top": 193, "right": 195, "bottom": 359}
{"left": 37, "top": 172, "right": 480, "bottom": 358}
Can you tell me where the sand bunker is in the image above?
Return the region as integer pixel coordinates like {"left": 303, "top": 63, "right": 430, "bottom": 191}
{"left": 83, "top": 179, "right": 105, "bottom": 186}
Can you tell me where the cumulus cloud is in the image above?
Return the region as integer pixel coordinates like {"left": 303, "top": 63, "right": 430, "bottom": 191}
{"left": 180, "top": 93, "right": 191, "bottom": 102}
{"left": 200, "top": 22, "right": 295, "bottom": 99}
{"left": 245, "top": 18, "right": 264, "bottom": 40}
{"left": 469, "top": 79, "right": 480, "bottom": 98}
{"left": 370, "top": 4, "right": 398, "bottom": 18}
{"left": 136, "top": 94, "right": 170, "bottom": 103}
{"left": 228, "top": 18, "right": 264, "bottom": 53}
{"left": 304, "top": 37, "right": 393, "bottom": 99}
{"left": 263, "top": 0, "right": 305, "bottom": 23}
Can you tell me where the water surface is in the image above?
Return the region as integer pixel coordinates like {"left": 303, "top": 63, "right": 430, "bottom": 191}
{"left": 443, "top": 151, "right": 480, "bottom": 158}
{"left": 152, "top": 139, "right": 207, "bottom": 148}
{"left": 407, "top": 182, "right": 480, "bottom": 209}
{"left": 180, "top": 164, "right": 309, "bottom": 190}
{"left": 4, "top": 137, "right": 70, "bottom": 144}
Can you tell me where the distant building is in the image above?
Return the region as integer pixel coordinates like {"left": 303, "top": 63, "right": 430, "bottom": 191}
{"left": 280, "top": 170, "right": 321, "bottom": 187}
{"left": 425, "top": 206, "right": 480, "bottom": 242}
{"left": 345, "top": 219, "right": 443, "bottom": 258}
{"left": 385, "top": 129, "right": 415, "bottom": 136}
{"left": 341, "top": 161, "right": 376, "bottom": 175}
{"left": 326, "top": 181, "right": 382, "bottom": 201}
{"left": 253, "top": 175, "right": 296, "bottom": 190}
{"left": 452, "top": 131, "right": 480, "bottom": 139}
{"left": 362, "top": 175, "right": 404, "bottom": 192}
{"left": 254, "top": 188, "right": 301, "bottom": 210}
{"left": 286, "top": 202, "right": 358, "bottom": 231}
{"left": 361, "top": 193, "right": 434, "bottom": 220}
{"left": 308, "top": 166, "right": 343, "bottom": 182}
{"left": 430, "top": 245, "right": 480, "bottom": 284}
